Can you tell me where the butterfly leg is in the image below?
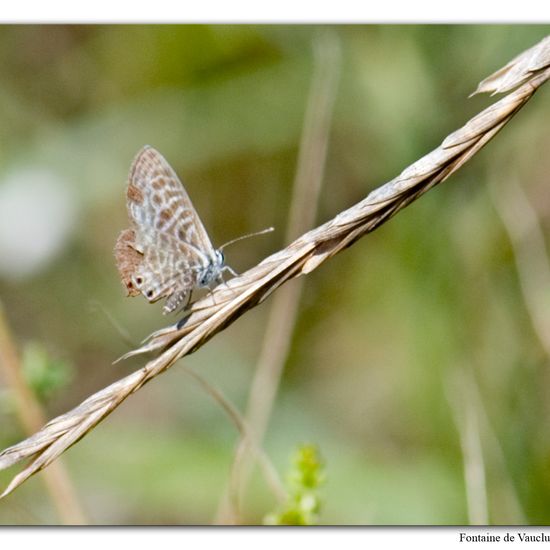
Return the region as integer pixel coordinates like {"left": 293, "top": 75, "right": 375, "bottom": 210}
{"left": 163, "top": 289, "right": 192, "bottom": 315}
{"left": 224, "top": 265, "right": 239, "bottom": 277}
{"left": 215, "top": 265, "right": 240, "bottom": 300}
{"left": 174, "top": 293, "right": 196, "bottom": 329}
{"left": 219, "top": 265, "right": 238, "bottom": 287}
{"left": 179, "top": 291, "right": 192, "bottom": 312}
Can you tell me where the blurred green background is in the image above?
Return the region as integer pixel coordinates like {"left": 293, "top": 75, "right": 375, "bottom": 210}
{"left": 0, "top": 24, "right": 549, "bottom": 525}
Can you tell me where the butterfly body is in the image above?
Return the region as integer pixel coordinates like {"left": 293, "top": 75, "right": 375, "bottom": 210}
{"left": 115, "top": 146, "right": 227, "bottom": 314}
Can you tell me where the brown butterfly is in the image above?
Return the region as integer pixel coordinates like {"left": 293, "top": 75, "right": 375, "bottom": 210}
{"left": 114, "top": 146, "right": 231, "bottom": 314}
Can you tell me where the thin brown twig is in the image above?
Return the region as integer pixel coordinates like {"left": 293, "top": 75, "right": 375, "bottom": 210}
{"left": 0, "top": 36, "right": 548, "bottom": 501}
{"left": 181, "top": 365, "right": 286, "bottom": 507}
{"left": 215, "top": 28, "right": 341, "bottom": 523}
{"left": 0, "top": 302, "right": 87, "bottom": 524}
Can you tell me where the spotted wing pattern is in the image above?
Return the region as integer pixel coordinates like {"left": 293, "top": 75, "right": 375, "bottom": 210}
{"left": 114, "top": 146, "right": 224, "bottom": 313}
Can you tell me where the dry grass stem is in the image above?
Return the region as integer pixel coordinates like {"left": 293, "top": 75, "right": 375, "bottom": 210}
{"left": 471, "top": 36, "right": 550, "bottom": 96}
{"left": 96, "top": 300, "right": 286, "bottom": 509}
{"left": 0, "top": 302, "right": 87, "bottom": 523}
{"left": 215, "top": 29, "right": 341, "bottom": 523}
{"left": 446, "top": 370, "right": 489, "bottom": 525}
{"left": 446, "top": 367, "right": 526, "bottom": 524}
{"left": 181, "top": 366, "right": 286, "bottom": 507}
{"left": 468, "top": 374, "right": 526, "bottom": 523}
{"left": 0, "top": 36, "right": 548, "bottom": 500}
{"left": 490, "top": 177, "right": 550, "bottom": 357}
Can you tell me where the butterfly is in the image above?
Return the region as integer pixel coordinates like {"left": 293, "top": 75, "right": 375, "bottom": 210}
{"left": 115, "top": 146, "right": 232, "bottom": 314}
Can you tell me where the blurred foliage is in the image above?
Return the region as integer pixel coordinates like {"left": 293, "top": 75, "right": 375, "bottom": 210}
{"left": 264, "top": 444, "right": 325, "bottom": 526}
{"left": 21, "top": 341, "right": 73, "bottom": 402}
{"left": 0, "top": 24, "right": 549, "bottom": 525}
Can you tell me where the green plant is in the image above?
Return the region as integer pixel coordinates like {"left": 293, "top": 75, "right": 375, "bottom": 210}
{"left": 264, "top": 444, "right": 325, "bottom": 526}
{"left": 21, "top": 342, "right": 72, "bottom": 402}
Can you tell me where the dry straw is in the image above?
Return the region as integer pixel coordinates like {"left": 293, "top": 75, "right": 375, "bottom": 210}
{"left": 217, "top": 29, "right": 341, "bottom": 522}
{"left": 0, "top": 35, "right": 549, "bottom": 500}
{"left": 0, "top": 303, "right": 87, "bottom": 523}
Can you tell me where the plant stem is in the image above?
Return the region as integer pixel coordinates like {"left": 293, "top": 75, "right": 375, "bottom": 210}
{"left": 0, "top": 302, "right": 87, "bottom": 524}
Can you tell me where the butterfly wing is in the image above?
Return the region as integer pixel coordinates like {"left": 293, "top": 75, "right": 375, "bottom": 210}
{"left": 114, "top": 228, "right": 142, "bottom": 297}
{"left": 127, "top": 146, "right": 216, "bottom": 255}
{"left": 115, "top": 146, "right": 218, "bottom": 313}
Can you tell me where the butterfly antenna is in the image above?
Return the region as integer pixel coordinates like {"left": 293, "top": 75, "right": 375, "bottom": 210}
{"left": 219, "top": 227, "right": 274, "bottom": 251}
